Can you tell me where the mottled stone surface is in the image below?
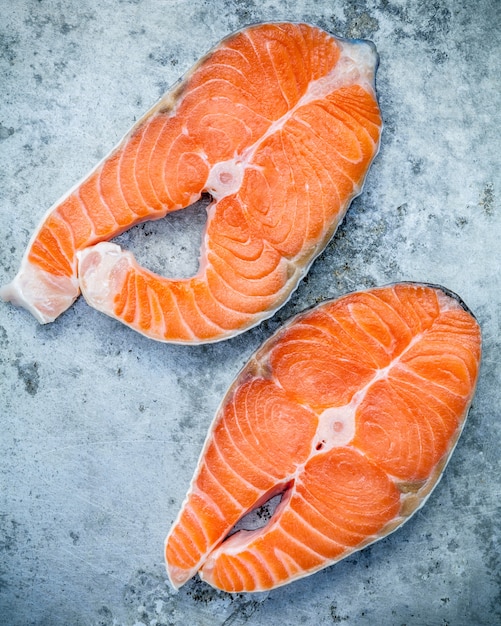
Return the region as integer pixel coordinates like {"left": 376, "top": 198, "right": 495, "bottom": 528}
{"left": 1, "top": 1, "right": 500, "bottom": 624}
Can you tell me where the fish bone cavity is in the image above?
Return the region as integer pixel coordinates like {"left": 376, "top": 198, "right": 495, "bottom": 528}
{"left": 206, "top": 159, "right": 245, "bottom": 200}
{"left": 314, "top": 404, "right": 357, "bottom": 451}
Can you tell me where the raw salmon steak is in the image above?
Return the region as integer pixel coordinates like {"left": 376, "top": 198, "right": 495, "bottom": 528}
{"left": 165, "top": 283, "right": 481, "bottom": 592}
{"left": 0, "top": 23, "right": 382, "bottom": 343}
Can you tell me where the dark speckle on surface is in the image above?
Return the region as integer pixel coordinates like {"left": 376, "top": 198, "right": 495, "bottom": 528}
{"left": 0, "top": 516, "right": 22, "bottom": 554}
{"left": 0, "top": 123, "right": 15, "bottom": 140}
{"left": 330, "top": 602, "right": 350, "bottom": 623}
{"left": 0, "top": 31, "right": 20, "bottom": 64}
{"left": 69, "top": 530, "right": 80, "bottom": 545}
{"left": 14, "top": 359, "right": 40, "bottom": 396}
{"left": 0, "top": 1, "right": 500, "bottom": 625}
{"left": 479, "top": 182, "right": 495, "bottom": 216}
{"left": 0, "top": 326, "right": 8, "bottom": 350}
{"left": 345, "top": 6, "right": 380, "bottom": 40}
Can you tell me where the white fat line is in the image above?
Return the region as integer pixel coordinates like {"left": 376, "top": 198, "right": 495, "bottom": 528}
{"left": 204, "top": 242, "right": 286, "bottom": 307}
{"left": 277, "top": 521, "right": 330, "bottom": 562}
{"left": 75, "top": 188, "right": 97, "bottom": 240}
{"left": 247, "top": 544, "right": 282, "bottom": 585}
{"left": 165, "top": 283, "right": 197, "bottom": 340}
{"left": 390, "top": 372, "right": 462, "bottom": 419}
{"left": 347, "top": 298, "right": 395, "bottom": 351}
{"left": 308, "top": 332, "right": 425, "bottom": 457}
{"left": 128, "top": 121, "right": 165, "bottom": 212}
{"left": 204, "top": 262, "right": 281, "bottom": 317}
{"left": 202, "top": 459, "right": 246, "bottom": 511}
{"left": 204, "top": 439, "right": 258, "bottom": 504}
{"left": 228, "top": 381, "right": 262, "bottom": 450}
{"left": 287, "top": 504, "right": 346, "bottom": 549}
{"left": 32, "top": 229, "right": 69, "bottom": 275}
{"left": 129, "top": 271, "right": 141, "bottom": 327}
{"left": 273, "top": 547, "right": 301, "bottom": 577}
{"left": 322, "top": 308, "right": 381, "bottom": 369}
{"left": 265, "top": 40, "right": 294, "bottom": 110}
{"left": 168, "top": 525, "right": 199, "bottom": 565}
{"left": 212, "top": 434, "right": 262, "bottom": 494}
{"left": 217, "top": 554, "right": 246, "bottom": 591}
{"left": 205, "top": 40, "right": 376, "bottom": 201}
{"left": 183, "top": 503, "right": 211, "bottom": 548}
{"left": 131, "top": 120, "right": 152, "bottom": 206}
{"left": 144, "top": 114, "right": 174, "bottom": 208}
{"left": 146, "top": 285, "right": 167, "bottom": 338}
{"left": 217, "top": 417, "right": 277, "bottom": 485}
{"left": 399, "top": 355, "right": 473, "bottom": 397}
{"left": 168, "top": 516, "right": 207, "bottom": 568}
{"left": 208, "top": 245, "right": 280, "bottom": 288}
{"left": 230, "top": 551, "right": 261, "bottom": 588}
{"left": 59, "top": 208, "right": 76, "bottom": 251}
{"left": 292, "top": 487, "right": 359, "bottom": 537}
{"left": 115, "top": 127, "right": 139, "bottom": 219}
{"left": 231, "top": 547, "right": 270, "bottom": 589}
{"left": 289, "top": 119, "right": 359, "bottom": 192}
{"left": 181, "top": 284, "right": 223, "bottom": 336}
{"left": 239, "top": 384, "right": 268, "bottom": 451}
{"left": 190, "top": 484, "right": 227, "bottom": 524}
{"left": 95, "top": 166, "right": 124, "bottom": 231}
{"left": 48, "top": 213, "right": 76, "bottom": 268}
{"left": 295, "top": 116, "right": 366, "bottom": 185}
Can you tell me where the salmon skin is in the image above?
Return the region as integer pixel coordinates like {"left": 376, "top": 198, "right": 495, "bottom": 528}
{"left": 0, "top": 23, "right": 382, "bottom": 344}
{"left": 165, "top": 283, "right": 481, "bottom": 592}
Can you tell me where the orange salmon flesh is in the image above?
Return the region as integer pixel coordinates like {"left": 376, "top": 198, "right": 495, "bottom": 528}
{"left": 165, "top": 283, "right": 481, "bottom": 592}
{"left": 1, "top": 23, "right": 382, "bottom": 344}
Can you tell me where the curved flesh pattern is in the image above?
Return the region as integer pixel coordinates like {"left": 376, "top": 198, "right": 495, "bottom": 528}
{"left": 0, "top": 23, "right": 381, "bottom": 343}
{"left": 164, "top": 283, "right": 481, "bottom": 591}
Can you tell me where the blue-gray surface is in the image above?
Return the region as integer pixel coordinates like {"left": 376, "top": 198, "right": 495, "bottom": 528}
{"left": 1, "top": 1, "right": 500, "bottom": 624}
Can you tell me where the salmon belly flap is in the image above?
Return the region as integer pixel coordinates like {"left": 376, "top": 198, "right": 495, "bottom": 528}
{"left": 1, "top": 22, "right": 382, "bottom": 343}
{"left": 165, "top": 283, "right": 481, "bottom": 592}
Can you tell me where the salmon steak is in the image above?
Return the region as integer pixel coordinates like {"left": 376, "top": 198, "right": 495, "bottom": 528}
{"left": 165, "top": 283, "right": 481, "bottom": 592}
{"left": 0, "top": 23, "right": 382, "bottom": 343}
